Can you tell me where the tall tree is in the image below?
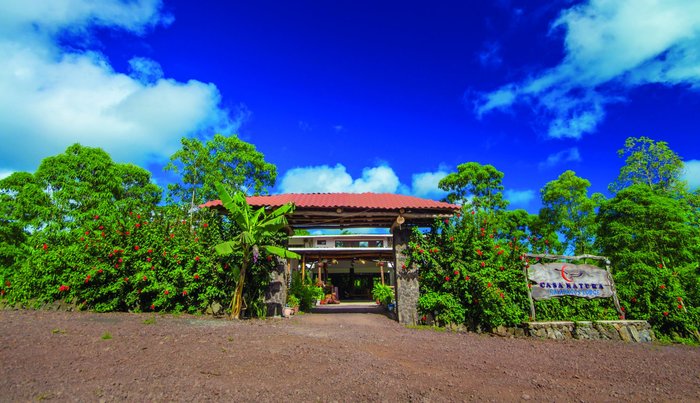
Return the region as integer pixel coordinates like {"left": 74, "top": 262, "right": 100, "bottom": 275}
{"left": 610, "top": 136, "right": 685, "bottom": 194}
{"left": 439, "top": 162, "right": 508, "bottom": 211}
{"left": 213, "top": 183, "right": 300, "bottom": 319}
{"left": 539, "top": 170, "right": 604, "bottom": 255}
{"left": 165, "top": 134, "right": 277, "bottom": 208}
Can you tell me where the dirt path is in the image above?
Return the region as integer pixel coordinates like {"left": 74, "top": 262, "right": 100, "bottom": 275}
{"left": 1, "top": 309, "right": 698, "bottom": 402}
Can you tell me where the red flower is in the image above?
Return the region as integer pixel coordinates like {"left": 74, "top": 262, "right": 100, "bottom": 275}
{"left": 487, "top": 282, "right": 492, "bottom": 288}
{"left": 135, "top": 223, "right": 141, "bottom": 228}
{"left": 143, "top": 276, "right": 147, "bottom": 281}
{"left": 194, "top": 274, "right": 200, "bottom": 280}
{"left": 134, "top": 245, "right": 140, "bottom": 251}
{"left": 195, "top": 256, "right": 200, "bottom": 262}
{"left": 678, "top": 304, "right": 683, "bottom": 309}
{"left": 453, "top": 270, "right": 459, "bottom": 276}
{"left": 97, "top": 269, "right": 103, "bottom": 274}
{"left": 421, "top": 315, "right": 427, "bottom": 322}
{"left": 94, "top": 215, "right": 99, "bottom": 220}
{"left": 151, "top": 266, "right": 155, "bottom": 271}
{"left": 99, "top": 225, "right": 104, "bottom": 230}
{"left": 137, "top": 214, "right": 141, "bottom": 219}
{"left": 658, "top": 264, "right": 663, "bottom": 268}
{"left": 620, "top": 306, "right": 625, "bottom": 311}
{"left": 115, "top": 264, "right": 119, "bottom": 268}
{"left": 101, "top": 232, "right": 105, "bottom": 237}
{"left": 182, "top": 290, "right": 188, "bottom": 296}
{"left": 147, "top": 249, "right": 153, "bottom": 254}
{"left": 125, "top": 231, "right": 130, "bottom": 235}
{"left": 444, "top": 219, "right": 449, "bottom": 225}
{"left": 499, "top": 293, "right": 504, "bottom": 299}
{"left": 470, "top": 210, "right": 475, "bottom": 215}
{"left": 401, "top": 264, "right": 407, "bottom": 270}
{"left": 170, "top": 233, "right": 175, "bottom": 239}
{"left": 660, "top": 285, "right": 666, "bottom": 289}
{"left": 85, "top": 231, "right": 90, "bottom": 235}
{"left": 419, "top": 249, "right": 424, "bottom": 254}
{"left": 619, "top": 315, "right": 624, "bottom": 320}
{"left": 631, "top": 297, "right": 637, "bottom": 303}
{"left": 203, "top": 223, "right": 209, "bottom": 228}
{"left": 266, "top": 255, "right": 272, "bottom": 262}
{"left": 476, "top": 249, "right": 483, "bottom": 256}
{"left": 146, "top": 257, "right": 152, "bottom": 262}
{"left": 499, "top": 266, "right": 504, "bottom": 271}
{"left": 164, "top": 290, "right": 169, "bottom": 295}
{"left": 80, "top": 237, "right": 84, "bottom": 241}
{"left": 5, "top": 281, "right": 10, "bottom": 287}
{"left": 182, "top": 220, "right": 186, "bottom": 225}
{"left": 123, "top": 277, "right": 128, "bottom": 282}
{"left": 42, "top": 243, "right": 48, "bottom": 250}
{"left": 445, "top": 276, "right": 450, "bottom": 282}
{"left": 663, "top": 311, "right": 669, "bottom": 316}
{"left": 118, "top": 258, "right": 123, "bottom": 263}
{"left": 465, "top": 276, "right": 470, "bottom": 281}
{"left": 58, "top": 285, "right": 69, "bottom": 292}
{"left": 150, "top": 304, "right": 155, "bottom": 310}
{"left": 677, "top": 297, "right": 683, "bottom": 302}
{"left": 497, "top": 250, "right": 503, "bottom": 255}
{"left": 449, "top": 236, "right": 454, "bottom": 242}
{"left": 480, "top": 262, "right": 486, "bottom": 267}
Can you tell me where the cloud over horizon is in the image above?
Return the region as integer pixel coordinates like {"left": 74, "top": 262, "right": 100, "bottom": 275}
{"left": 683, "top": 159, "right": 700, "bottom": 190}
{"left": 0, "top": 0, "right": 237, "bottom": 173}
{"left": 474, "top": 0, "right": 700, "bottom": 139}
{"left": 278, "top": 163, "right": 450, "bottom": 200}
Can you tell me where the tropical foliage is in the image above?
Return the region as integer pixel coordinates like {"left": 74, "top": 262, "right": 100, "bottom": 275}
{"left": 412, "top": 137, "right": 699, "bottom": 342}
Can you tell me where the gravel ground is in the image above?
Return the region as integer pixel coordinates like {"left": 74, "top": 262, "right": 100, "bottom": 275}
{"left": 1, "top": 309, "right": 699, "bottom": 402}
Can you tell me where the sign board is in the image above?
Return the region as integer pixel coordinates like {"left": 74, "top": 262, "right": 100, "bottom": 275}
{"left": 528, "top": 262, "right": 613, "bottom": 300}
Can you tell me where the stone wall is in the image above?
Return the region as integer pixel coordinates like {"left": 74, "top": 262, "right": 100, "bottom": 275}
{"left": 393, "top": 227, "right": 419, "bottom": 325}
{"left": 519, "top": 320, "right": 655, "bottom": 342}
{"left": 264, "top": 258, "right": 288, "bottom": 317}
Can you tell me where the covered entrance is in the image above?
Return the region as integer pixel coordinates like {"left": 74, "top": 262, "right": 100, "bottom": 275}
{"left": 202, "top": 192, "right": 459, "bottom": 324}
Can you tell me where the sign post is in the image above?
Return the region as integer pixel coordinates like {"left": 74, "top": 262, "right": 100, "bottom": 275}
{"left": 524, "top": 254, "right": 624, "bottom": 319}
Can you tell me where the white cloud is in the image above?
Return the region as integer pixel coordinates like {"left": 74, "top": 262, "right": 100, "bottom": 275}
{"left": 0, "top": 170, "right": 14, "bottom": 180}
{"left": 279, "top": 164, "right": 452, "bottom": 199}
{"left": 683, "top": 159, "right": 700, "bottom": 190}
{"left": 278, "top": 164, "right": 401, "bottom": 194}
{"left": 0, "top": 0, "right": 236, "bottom": 173}
{"left": 539, "top": 148, "right": 581, "bottom": 170}
{"left": 474, "top": 0, "right": 700, "bottom": 139}
{"left": 411, "top": 170, "right": 449, "bottom": 199}
{"left": 505, "top": 189, "right": 535, "bottom": 206}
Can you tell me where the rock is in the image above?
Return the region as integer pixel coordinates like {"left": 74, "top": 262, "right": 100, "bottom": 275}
{"left": 209, "top": 302, "right": 223, "bottom": 316}
{"left": 628, "top": 325, "right": 640, "bottom": 342}
{"left": 514, "top": 327, "right": 525, "bottom": 338}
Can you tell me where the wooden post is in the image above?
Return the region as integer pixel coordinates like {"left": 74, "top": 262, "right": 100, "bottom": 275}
{"left": 380, "top": 263, "right": 385, "bottom": 285}
{"left": 301, "top": 255, "right": 306, "bottom": 283}
{"left": 523, "top": 261, "right": 536, "bottom": 321}
{"left": 606, "top": 259, "right": 625, "bottom": 319}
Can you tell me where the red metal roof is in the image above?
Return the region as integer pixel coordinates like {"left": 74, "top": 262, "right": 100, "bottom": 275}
{"left": 200, "top": 192, "right": 459, "bottom": 211}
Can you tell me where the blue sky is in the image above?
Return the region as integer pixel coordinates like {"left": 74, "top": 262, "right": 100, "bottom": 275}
{"left": 1, "top": 0, "right": 700, "bottom": 213}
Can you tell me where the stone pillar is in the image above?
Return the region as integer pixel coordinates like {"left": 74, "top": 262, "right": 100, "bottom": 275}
{"left": 265, "top": 258, "right": 287, "bottom": 317}
{"left": 393, "top": 227, "right": 419, "bottom": 325}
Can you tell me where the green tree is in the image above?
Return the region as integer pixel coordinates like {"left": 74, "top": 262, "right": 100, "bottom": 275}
{"left": 438, "top": 162, "right": 508, "bottom": 211}
{"left": 539, "top": 171, "right": 604, "bottom": 255}
{"left": 165, "top": 134, "right": 277, "bottom": 209}
{"left": 596, "top": 184, "right": 700, "bottom": 341}
{"left": 212, "top": 183, "right": 299, "bottom": 319}
{"left": 610, "top": 136, "right": 685, "bottom": 194}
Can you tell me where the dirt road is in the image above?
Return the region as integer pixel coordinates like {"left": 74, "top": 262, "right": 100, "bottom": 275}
{"left": 1, "top": 309, "right": 698, "bottom": 401}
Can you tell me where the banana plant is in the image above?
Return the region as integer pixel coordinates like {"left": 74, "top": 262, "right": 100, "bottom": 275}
{"left": 213, "top": 183, "right": 300, "bottom": 319}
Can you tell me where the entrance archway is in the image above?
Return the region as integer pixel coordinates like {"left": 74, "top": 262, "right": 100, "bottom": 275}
{"left": 202, "top": 192, "right": 459, "bottom": 324}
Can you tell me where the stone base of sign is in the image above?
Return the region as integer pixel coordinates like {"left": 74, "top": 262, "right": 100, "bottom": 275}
{"left": 523, "top": 320, "right": 654, "bottom": 342}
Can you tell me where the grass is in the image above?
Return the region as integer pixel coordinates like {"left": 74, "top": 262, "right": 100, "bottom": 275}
{"left": 405, "top": 324, "right": 447, "bottom": 332}
{"left": 51, "top": 328, "right": 66, "bottom": 335}
{"left": 100, "top": 331, "right": 112, "bottom": 340}
{"left": 143, "top": 316, "right": 157, "bottom": 325}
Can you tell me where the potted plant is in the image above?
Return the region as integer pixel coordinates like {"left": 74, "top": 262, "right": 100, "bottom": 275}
{"left": 287, "top": 295, "right": 300, "bottom": 314}
{"left": 372, "top": 283, "right": 393, "bottom": 306}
